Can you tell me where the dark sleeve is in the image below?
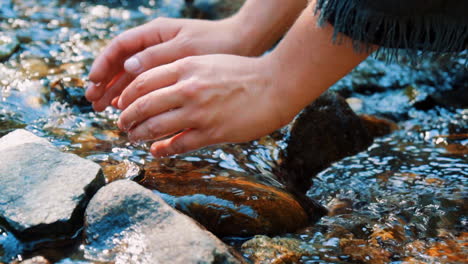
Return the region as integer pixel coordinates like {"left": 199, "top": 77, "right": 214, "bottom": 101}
{"left": 315, "top": 0, "right": 468, "bottom": 54}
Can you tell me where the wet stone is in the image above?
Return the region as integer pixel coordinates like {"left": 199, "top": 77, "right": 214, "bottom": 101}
{"left": 84, "top": 180, "right": 242, "bottom": 264}
{"left": 359, "top": 114, "right": 399, "bottom": 138}
{"left": 18, "top": 256, "right": 50, "bottom": 264}
{"left": 138, "top": 164, "right": 316, "bottom": 237}
{"left": 48, "top": 78, "right": 92, "bottom": 112}
{"left": 184, "top": 0, "right": 245, "bottom": 19}
{"left": 0, "top": 129, "right": 105, "bottom": 241}
{"left": 102, "top": 160, "right": 141, "bottom": 183}
{"left": 0, "top": 34, "right": 19, "bottom": 61}
{"left": 241, "top": 235, "right": 313, "bottom": 264}
{"left": 279, "top": 92, "right": 374, "bottom": 193}
{"left": 0, "top": 113, "right": 26, "bottom": 137}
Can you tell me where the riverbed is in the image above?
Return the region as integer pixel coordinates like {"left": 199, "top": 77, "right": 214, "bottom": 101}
{"left": 1, "top": 0, "right": 467, "bottom": 263}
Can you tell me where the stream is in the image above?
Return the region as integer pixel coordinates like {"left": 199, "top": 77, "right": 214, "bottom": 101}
{"left": 1, "top": 0, "right": 467, "bottom": 263}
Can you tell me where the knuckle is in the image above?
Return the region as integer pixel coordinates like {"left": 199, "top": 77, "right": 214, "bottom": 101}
{"left": 178, "top": 79, "right": 201, "bottom": 100}
{"left": 133, "top": 73, "right": 148, "bottom": 92}
{"left": 133, "top": 97, "right": 147, "bottom": 116}
{"left": 111, "top": 34, "right": 127, "bottom": 51}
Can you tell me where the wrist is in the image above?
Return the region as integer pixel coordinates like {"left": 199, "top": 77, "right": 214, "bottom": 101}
{"left": 218, "top": 14, "right": 265, "bottom": 57}
{"left": 255, "top": 54, "right": 304, "bottom": 127}
{"left": 222, "top": 0, "right": 308, "bottom": 57}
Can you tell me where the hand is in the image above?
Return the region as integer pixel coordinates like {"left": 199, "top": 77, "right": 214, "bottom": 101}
{"left": 85, "top": 17, "right": 253, "bottom": 111}
{"left": 116, "top": 54, "right": 292, "bottom": 157}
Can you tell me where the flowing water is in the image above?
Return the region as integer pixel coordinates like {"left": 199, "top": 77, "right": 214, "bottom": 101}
{"left": 1, "top": 0, "right": 467, "bottom": 263}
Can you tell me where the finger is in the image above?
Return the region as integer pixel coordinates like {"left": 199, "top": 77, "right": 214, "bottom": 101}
{"left": 92, "top": 72, "right": 133, "bottom": 112}
{"left": 117, "top": 64, "right": 179, "bottom": 110}
{"left": 85, "top": 82, "right": 105, "bottom": 102}
{"left": 123, "top": 38, "right": 186, "bottom": 76}
{"left": 86, "top": 69, "right": 125, "bottom": 102}
{"left": 111, "top": 96, "right": 120, "bottom": 108}
{"left": 117, "top": 87, "right": 183, "bottom": 131}
{"left": 150, "top": 129, "right": 209, "bottom": 157}
{"left": 127, "top": 109, "right": 189, "bottom": 143}
{"left": 87, "top": 21, "right": 169, "bottom": 98}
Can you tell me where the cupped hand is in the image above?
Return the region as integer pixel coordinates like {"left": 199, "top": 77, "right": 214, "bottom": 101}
{"left": 116, "top": 54, "right": 292, "bottom": 157}
{"left": 85, "top": 17, "right": 251, "bottom": 111}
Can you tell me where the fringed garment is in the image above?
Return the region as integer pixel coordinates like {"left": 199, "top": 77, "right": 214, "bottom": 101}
{"left": 315, "top": 0, "right": 468, "bottom": 60}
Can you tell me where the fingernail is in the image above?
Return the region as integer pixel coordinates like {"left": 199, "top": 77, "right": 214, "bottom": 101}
{"left": 86, "top": 82, "right": 95, "bottom": 90}
{"left": 124, "top": 57, "right": 142, "bottom": 74}
{"left": 85, "top": 83, "right": 94, "bottom": 99}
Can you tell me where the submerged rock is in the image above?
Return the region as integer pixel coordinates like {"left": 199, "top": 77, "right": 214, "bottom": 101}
{"left": 0, "top": 129, "right": 105, "bottom": 241}
{"left": 48, "top": 78, "right": 92, "bottom": 112}
{"left": 241, "top": 235, "right": 313, "bottom": 264}
{"left": 138, "top": 163, "right": 318, "bottom": 237}
{"left": 84, "top": 180, "right": 243, "bottom": 264}
{"left": 0, "top": 113, "right": 26, "bottom": 137}
{"left": 18, "top": 256, "right": 50, "bottom": 264}
{"left": 0, "top": 34, "right": 19, "bottom": 61}
{"left": 279, "top": 92, "right": 374, "bottom": 193}
{"left": 184, "top": 0, "right": 245, "bottom": 19}
{"left": 359, "top": 114, "right": 398, "bottom": 138}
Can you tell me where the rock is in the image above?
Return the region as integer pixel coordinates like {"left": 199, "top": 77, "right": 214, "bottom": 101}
{"left": 241, "top": 235, "right": 313, "bottom": 264}
{"left": 359, "top": 114, "right": 399, "bottom": 138}
{"left": 102, "top": 160, "right": 141, "bottom": 183}
{"left": 428, "top": 69, "right": 468, "bottom": 109}
{"left": 0, "top": 113, "right": 26, "bottom": 137}
{"left": 48, "top": 78, "right": 92, "bottom": 112}
{"left": 184, "top": 0, "right": 245, "bottom": 19}
{"left": 0, "top": 34, "right": 19, "bottom": 61}
{"left": 0, "top": 129, "right": 105, "bottom": 241}
{"left": 279, "top": 92, "right": 374, "bottom": 193}
{"left": 339, "top": 238, "right": 391, "bottom": 264}
{"left": 21, "top": 58, "right": 49, "bottom": 79}
{"left": 138, "top": 163, "right": 323, "bottom": 237}
{"left": 19, "top": 256, "right": 50, "bottom": 264}
{"left": 328, "top": 198, "right": 354, "bottom": 216}
{"left": 84, "top": 180, "right": 243, "bottom": 264}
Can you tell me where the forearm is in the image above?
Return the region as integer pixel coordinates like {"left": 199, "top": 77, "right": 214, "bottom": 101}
{"left": 229, "top": 0, "right": 308, "bottom": 56}
{"left": 265, "top": 1, "right": 374, "bottom": 123}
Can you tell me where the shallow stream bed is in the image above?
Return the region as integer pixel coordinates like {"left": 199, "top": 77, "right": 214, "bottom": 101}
{"left": 1, "top": 0, "right": 467, "bottom": 263}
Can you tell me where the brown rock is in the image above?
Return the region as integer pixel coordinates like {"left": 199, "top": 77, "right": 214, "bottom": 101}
{"left": 328, "top": 198, "right": 354, "bottom": 216}
{"left": 241, "top": 235, "right": 313, "bottom": 264}
{"left": 138, "top": 163, "right": 314, "bottom": 237}
{"left": 360, "top": 114, "right": 399, "bottom": 138}
{"left": 340, "top": 238, "right": 391, "bottom": 264}
{"left": 102, "top": 160, "right": 141, "bottom": 183}
{"left": 21, "top": 58, "right": 49, "bottom": 79}
{"left": 184, "top": 0, "right": 245, "bottom": 19}
{"left": 280, "top": 92, "right": 374, "bottom": 193}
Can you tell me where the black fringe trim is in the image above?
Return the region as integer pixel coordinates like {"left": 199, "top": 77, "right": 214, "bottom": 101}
{"left": 315, "top": 0, "right": 468, "bottom": 63}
